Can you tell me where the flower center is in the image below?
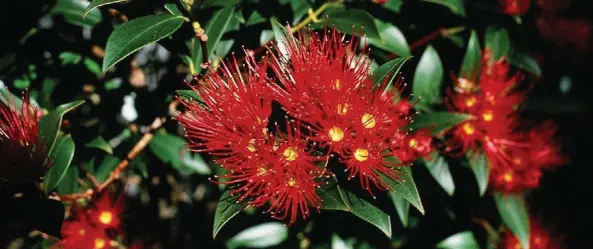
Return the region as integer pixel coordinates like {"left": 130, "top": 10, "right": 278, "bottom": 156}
{"left": 337, "top": 103, "right": 349, "bottom": 115}
{"left": 328, "top": 126, "right": 345, "bottom": 142}
{"left": 463, "top": 123, "right": 475, "bottom": 135}
{"left": 99, "top": 211, "right": 113, "bottom": 225}
{"left": 94, "top": 238, "right": 106, "bottom": 249}
{"left": 465, "top": 96, "right": 477, "bottom": 107}
{"left": 482, "top": 110, "right": 494, "bottom": 122}
{"left": 287, "top": 177, "right": 297, "bottom": 187}
{"left": 503, "top": 172, "right": 513, "bottom": 182}
{"left": 361, "top": 114, "right": 376, "bottom": 128}
{"left": 283, "top": 147, "right": 298, "bottom": 161}
{"left": 456, "top": 78, "right": 475, "bottom": 92}
{"left": 246, "top": 139, "right": 257, "bottom": 152}
{"left": 408, "top": 139, "right": 418, "bottom": 148}
{"left": 354, "top": 148, "right": 369, "bottom": 162}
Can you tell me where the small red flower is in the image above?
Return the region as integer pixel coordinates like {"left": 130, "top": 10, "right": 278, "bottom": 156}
{"left": 60, "top": 219, "right": 112, "bottom": 249}
{"left": 499, "top": 218, "right": 563, "bottom": 249}
{"left": 0, "top": 90, "right": 50, "bottom": 183}
{"left": 392, "top": 129, "right": 433, "bottom": 163}
{"left": 500, "top": 0, "right": 531, "bottom": 15}
{"left": 89, "top": 193, "right": 125, "bottom": 230}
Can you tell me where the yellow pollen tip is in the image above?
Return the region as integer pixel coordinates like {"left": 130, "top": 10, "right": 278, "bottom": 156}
{"left": 465, "top": 96, "right": 477, "bottom": 107}
{"left": 287, "top": 177, "right": 297, "bottom": 187}
{"left": 78, "top": 229, "right": 86, "bottom": 236}
{"left": 334, "top": 79, "right": 341, "bottom": 90}
{"left": 483, "top": 136, "right": 491, "bottom": 142}
{"left": 361, "top": 113, "right": 376, "bottom": 128}
{"left": 503, "top": 172, "right": 513, "bottom": 182}
{"left": 257, "top": 166, "right": 267, "bottom": 176}
{"left": 354, "top": 148, "right": 369, "bottom": 162}
{"left": 98, "top": 211, "right": 113, "bottom": 225}
{"left": 482, "top": 110, "right": 494, "bottom": 122}
{"left": 337, "top": 103, "right": 349, "bottom": 115}
{"left": 283, "top": 147, "right": 298, "bottom": 161}
{"left": 408, "top": 139, "right": 418, "bottom": 148}
{"left": 463, "top": 123, "right": 475, "bottom": 135}
{"left": 328, "top": 126, "right": 345, "bottom": 142}
{"left": 246, "top": 139, "right": 257, "bottom": 152}
{"left": 94, "top": 238, "right": 106, "bottom": 249}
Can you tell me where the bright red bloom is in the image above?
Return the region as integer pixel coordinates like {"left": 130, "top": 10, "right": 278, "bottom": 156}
{"left": 500, "top": 0, "right": 531, "bottom": 15}
{"left": 89, "top": 193, "right": 125, "bottom": 230}
{"left": 60, "top": 219, "right": 112, "bottom": 249}
{"left": 0, "top": 90, "right": 50, "bottom": 183}
{"left": 392, "top": 129, "right": 434, "bottom": 163}
{"left": 499, "top": 218, "right": 563, "bottom": 249}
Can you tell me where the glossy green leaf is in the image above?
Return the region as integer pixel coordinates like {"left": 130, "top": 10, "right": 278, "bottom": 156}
{"left": 211, "top": 39, "right": 235, "bottom": 62}
{"left": 406, "top": 112, "right": 474, "bottom": 136}
{"left": 84, "top": 0, "right": 127, "bottom": 19}
{"left": 38, "top": 100, "right": 85, "bottom": 160}
{"left": 176, "top": 89, "right": 202, "bottom": 102}
{"left": 413, "top": 45, "right": 443, "bottom": 106}
{"left": 318, "top": 181, "right": 350, "bottom": 211}
{"left": 422, "top": 0, "right": 466, "bottom": 17}
{"left": 369, "top": 20, "right": 410, "bottom": 56}
{"left": 0, "top": 86, "right": 22, "bottom": 108}
{"left": 226, "top": 222, "right": 288, "bottom": 249}
{"left": 179, "top": 150, "right": 212, "bottom": 176}
{"left": 246, "top": 11, "right": 266, "bottom": 26}
{"left": 260, "top": 30, "right": 274, "bottom": 46}
{"left": 55, "top": 167, "right": 79, "bottom": 195}
{"left": 373, "top": 56, "right": 411, "bottom": 89}
{"left": 95, "top": 155, "right": 120, "bottom": 182}
{"left": 83, "top": 58, "right": 101, "bottom": 76}
{"left": 270, "top": 18, "right": 291, "bottom": 59}
{"left": 467, "top": 151, "right": 489, "bottom": 196}
{"left": 424, "top": 153, "right": 455, "bottom": 196}
{"left": 43, "top": 135, "right": 75, "bottom": 193}
{"left": 290, "top": 0, "right": 312, "bottom": 23}
{"left": 325, "top": 9, "right": 381, "bottom": 41}
{"left": 51, "top": 0, "right": 102, "bottom": 27}
{"left": 436, "top": 231, "right": 480, "bottom": 249}
{"left": 389, "top": 192, "right": 410, "bottom": 227}
{"left": 149, "top": 133, "right": 185, "bottom": 169}
{"left": 164, "top": 3, "right": 182, "bottom": 16}
{"left": 384, "top": 0, "right": 403, "bottom": 13}
{"left": 332, "top": 234, "right": 353, "bottom": 249}
{"left": 14, "top": 78, "right": 30, "bottom": 89}
{"left": 84, "top": 136, "right": 113, "bottom": 154}
{"left": 201, "top": 0, "right": 239, "bottom": 8}
{"left": 460, "top": 30, "right": 482, "bottom": 82}
{"left": 485, "top": 26, "right": 510, "bottom": 62}
{"left": 379, "top": 163, "right": 425, "bottom": 214}
{"left": 494, "top": 193, "right": 530, "bottom": 249}
{"left": 59, "top": 52, "right": 82, "bottom": 65}
{"left": 103, "top": 14, "right": 186, "bottom": 72}
{"left": 193, "top": 7, "right": 235, "bottom": 73}
{"left": 509, "top": 50, "right": 542, "bottom": 76}
{"left": 213, "top": 190, "right": 248, "bottom": 238}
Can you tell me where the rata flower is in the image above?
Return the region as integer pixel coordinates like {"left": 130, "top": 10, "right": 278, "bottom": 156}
{"left": 0, "top": 91, "right": 50, "bottom": 183}
{"left": 392, "top": 129, "right": 434, "bottom": 163}
{"left": 500, "top": 0, "right": 531, "bottom": 15}
{"left": 499, "top": 218, "right": 563, "bottom": 249}
{"left": 89, "top": 193, "right": 125, "bottom": 230}
{"left": 60, "top": 218, "right": 113, "bottom": 249}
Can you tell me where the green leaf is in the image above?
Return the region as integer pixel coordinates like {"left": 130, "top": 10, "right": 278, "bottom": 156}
{"left": 43, "top": 135, "right": 75, "bottom": 193}
{"left": 379, "top": 163, "right": 425, "bottom": 214}
{"left": 413, "top": 45, "right": 443, "bottom": 106}
{"left": 509, "top": 50, "right": 542, "bottom": 76}
{"left": 494, "top": 193, "right": 530, "bottom": 249}
{"left": 246, "top": 11, "right": 266, "bottom": 26}
{"left": 485, "top": 26, "right": 510, "bottom": 62}
{"left": 460, "top": 30, "right": 482, "bottom": 82}
{"left": 260, "top": 30, "right": 274, "bottom": 46}
{"left": 38, "top": 100, "right": 85, "bottom": 160}
{"left": 149, "top": 133, "right": 185, "bottom": 169}
{"left": 59, "top": 52, "right": 82, "bottom": 65}
{"left": 211, "top": 39, "right": 235, "bottom": 62}
{"left": 369, "top": 20, "right": 410, "bottom": 56}
{"left": 164, "top": 3, "right": 182, "bottom": 16}
{"left": 467, "top": 151, "right": 489, "bottom": 196}
{"left": 193, "top": 7, "right": 235, "bottom": 74}
{"left": 103, "top": 14, "right": 186, "bottom": 72}
{"left": 201, "top": 0, "right": 239, "bottom": 8}
{"left": 55, "top": 166, "right": 79, "bottom": 195}
{"left": 213, "top": 190, "right": 248, "bottom": 238}
{"left": 424, "top": 153, "right": 455, "bottom": 196}
{"left": 332, "top": 234, "right": 353, "bottom": 249}
{"left": 104, "top": 79, "right": 122, "bottom": 90}
{"left": 179, "top": 150, "right": 212, "bottom": 176}
{"left": 14, "top": 78, "right": 30, "bottom": 89}
{"left": 270, "top": 18, "right": 291, "bottom": 59}
{"left": 422, "top": 0, "right": 466, "bottom": 17}
{"left": 389, "top": 192, "right": 410, "bottom": 227}
{"left": 84, "top": 136, "right": 113, "bottom": 154}
{"left": 95, "top": 155, "right": 120, "bottom": 182}
{"left": 84, "top": 0, "right": 127, "bottom": 19}
{"left": 83, "top": 58, "right": 101, "bottom": 76}
{"left": 175, "top": 89, "right": 202, "bottom": 102}
{"left": 226, "top": 222, "right": 288, "bottom": 249}
{"left": 406, "top": 112, "right": 474, "bottom": 136}
{"left": 373, "top": 56, "right": 411, "bottom": 89}
{"left": 290, "top": 0, "right": 312, "bottom": 23}
{"left": 319, "top": 179, "right": 392, "bottom": 238}
{"left": 325, "top": 9, "right": 381, "bottom": 41}
{"left": 51, "top": 0, "right": 102, "bottom": 27}
{"left": 384, "top": 0, "right": 403, "bottom": 13}
{"left": 436, "top": 231, "right": 480, "bottom": 249}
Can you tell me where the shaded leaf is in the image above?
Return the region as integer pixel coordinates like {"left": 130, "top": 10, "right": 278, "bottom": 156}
{"left": 325, "top": 9, "right": 381, "bottom": 41}
{"left": 84, "top": 0, "right": 127, "bottom": 18}
{"left": 373, "top": 56, "right": 411, "bottom": 89}
{"left": 213, "top": 190, "right": 248, "bottom": 238}
{"left": 226, "top": 222, "right": 288, "bottom": 249}
{"left": 193, "top": 7, "right": 235, "bottom": 73}
{"left": 369, "top": 20, "right": 410, "bottom": 56}
{"left": 270, "top": 18, "right": 291, "bottom": 59}
{"left": 95, "top": 155, "right": 120, "bottom": 182}
{"left": 436, "top": 231, "right": 480, "bottom": 249}
{"left": 201, "top": 0, "right": 239, "bottom": 8}
{"left": 55, "top": 166, "right": 79, "bottom": 195}
{"left": 460, "top": 30, "right": 482, "bottom": 82}
{"left": 509, "top": 50, "right": 542, "bottom": 76}
{"left": 485, "top": 26, "right": 510, "bottom": 62}
{"left": 83, "top": 58, "right": 101, "bottom": 76}
{"left": 149, "top": 133, "right": 185, "bottom": 169}
{"left": 389, "top": 192, "right": 410, "bottom": 227}
{"left": 176, "top": 89, "right": 202, "bottom": 102}
{"left": 290, "top": 0, "right": 312, "bottom": 23}
{"left": 246, "top": 11, "right": 266, "bottom": 26}
{"left": 332, "top": 234, "right": 353, "bottom": 249}
{"left": 424, "top": 153, "right": 455, "bottom": 196}
{"left": 384, "top": 0, "right": 403, "bottom": 13}
{"left": 406, "top": 112, "right": 474, "bottom": 136}
{"left": 422, "top": 0, "right": 466, "bottom": 16}
{"left": 38, "top": 100, "right": 85, "bottom": 161}
{"left": 84, "top": 136, "right": 113, "bottom": 154}
{"left": 51, "top": 0, "right": 102, "bottom": 27}
{"left": 59, "top": 52, "right": 82, "bottom": 65}
{"left": 467, "top": 151, "right": 489, "bottom": 196}
{"left": 413, "top": 45, "right": 443, "bottom": 106}
{"left": 379, "top": 163, "right": 424, "bottom": 214}
{"left": 494, "top": 193, "right": 530, "bottom": 249}
{"left": 164, "top": 3, "right": 182, "bottom": 16}
{"left": 43, "top": 135, "right": 76, "bottom": 193}
{"left": 103, "top": 14, "right": 186, "bottom": 72}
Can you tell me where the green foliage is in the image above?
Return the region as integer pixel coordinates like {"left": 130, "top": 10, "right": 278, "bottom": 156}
{"left": 84, "top": 136, "right": 113, "bottom": 154}
{"left": 226, "top": 223, "right": 288, "bottom": 249}
{"left": 485, "top": 26, "right": 511, "bottom": 62}
{"left": 467, "top": 151, "right": 489, "bottom": 196}
{"left": 370, "top": 20, "right": 410, "bottom": 57}
{"left": 460, "top": 30, "right": 482, "bottom": 82}
{"left": 43, "top": 135, "right": 76, "bottom": 193}
{"left": 213, "top": 190, "right": 248, "bottom": 238}
{"left": 389, "top": 191, "right": 410, "bottom": 227}
{"left": 424, "top": 153, "right": 455, "bottom": 196}
{"left": 84, "top": 0, "right": 127, "bottom": 18}
{"left": 406, "top": 112, "right": 474, "bottom": 136}
{"left": 436, "top": 231, "right": 480, "bottom": 249}
{"left": 51, "top": 0, "right": 102, "bottom": 27}
{"left": 494, "top": 193, "right": 530, "bottom": 249}
{"left": 422, "top": 0, "right": 466, "bottom": 17}
{"left": 325, "top": 9, "right": 381, "bottom": 41}
{"left": 413, "top": 45, "right": 443, "bottom": 107}
{"left": 192, "top": 7, "right": 235, "bottom": 73}
{"left": 379, "top": 162, "right": 425, "bottom": 214}
{"left": 38, "top": 100, "right": 85, "bottom": 167}
{"left": 373, "top": 56, "right": 411, "bottom": 89}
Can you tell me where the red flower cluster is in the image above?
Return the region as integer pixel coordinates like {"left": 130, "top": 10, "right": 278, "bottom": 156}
{"left": 500, "top": 0, "right": 531, "bottom": 15}
{"left": 0, "top": 91, "right": 50, "bottom": 183}
{"left": 446, "top": 50, "right": 563, "bottom": 193}
{"left": 499, "top": 218, "right": 562, "bottom": 249}
{"left": 177, "top": 28, "right": 421, "bottom": 224}
{"left": 60, "top": 194, "right": 125, "bottom": 249}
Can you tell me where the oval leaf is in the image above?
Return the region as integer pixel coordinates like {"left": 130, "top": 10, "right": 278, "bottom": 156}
{"left": 424, "top": 153, "right": 455, "bottom": 196}
{"left": 413, "top": 45, "right": 443, "bottom": 107}
{"left": 436, "top": 231, "right": 480, "bottom": 249}
{"left": 379, "top": 161, "right": 424, "bottom": 214}
{"left": 226, "top": 222, "right": 288, "bottom": 249}
{"left": 84, "top": 0, "right": 127, "bottom": 19}
{"left": 467, "top": 151, "right": 489, "bottom": 196}
{"left": 213, "top": 190, "right": 249, "bottom": 238}
{"left": 270, "top": 18, "right": 291, "bottom": 60}
{"left": 494, "top": 193, "right": 530, "bottom": 249}
{"left": 149, "top": 133, "right": 186, "bottom": 169}
{"left": 192, "top": 7, "right": 235, "bottom": 73}
{"left": 485, "top": 26, "right": 510, "bottom": 62}
{"left": 406, "top": 112, "right": 474, "bottom": 136}
{"left": 325, "top": 9, "right": 381, "bottom": 41}
{"left": 38, "top": 100, "right": 85, "bottom": 158}
{"left": 103, "top": 14, "right": 186, "bottom": 72}
{"left": 373, "top": 56, "right": 411, "bottom": 89}
{"left": 84, "top": 136, "right": 113, "bottom": 154}
{"left": 389, "top": 191, "right": 410, "bottom": 227}
{"left": 55, "top": 166, "right": 80, "bottom": 195}
{"left": 459, "top": 30, "right": 482, "bottom": 82}
{"left": 43, "top": 135, "right": 76, "bottom": 193}
{"left": 95, "top": 155, "right": 121, "bottom": 182}
{"left": 384, "top": 0, "right": 403, "bottom": 13}
{"left": 369, "top": 20, "right": 410, "bottom": 56}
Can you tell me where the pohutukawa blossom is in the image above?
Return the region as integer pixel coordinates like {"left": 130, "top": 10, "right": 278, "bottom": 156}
{"left": 60, "top": 220, "right": 112, "bottom": 249}
{"left": 499, "top": 218, "right": 563, "bottom": 249}
{"left": 0, "top": 91, "right": 51, "bottom": 183}
{"left": 500, "top": 0, "right": 531, "bottom": 15}
{"left": 392, "top": 129, "right": 434, "bottom": 163}
{"left": 89, "top": 193, "right": 125, "bottom": 230}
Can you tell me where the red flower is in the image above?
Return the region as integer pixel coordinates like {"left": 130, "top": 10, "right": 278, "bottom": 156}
{"left": 89, "top": 193, "right": 125, "bottom": 230}
{"left": 500, "top": 0, "right": 531, "bottom": 15}
{"left": 0, "top": 90, "right": 50, "bottom": 183}
{"left": 499, "top": 218, "right": 563, "bottom": 249}
{"left": 60, "top": 220, "right": 112, "bottom": 249}
{"left": 536, "top": 14, "right": 592, "bottom": 52}
{"left": 392, "top": 129, "right": 433, "bottom": 163}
